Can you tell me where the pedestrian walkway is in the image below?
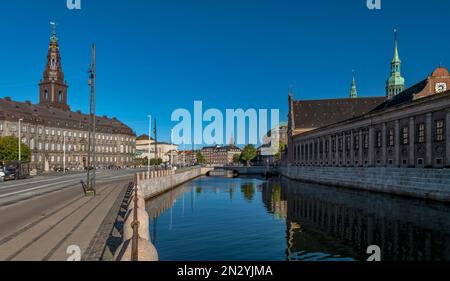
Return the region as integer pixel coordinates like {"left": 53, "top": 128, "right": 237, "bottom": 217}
{"left": 0, "top": 180, "right": 129, "bottom": 261}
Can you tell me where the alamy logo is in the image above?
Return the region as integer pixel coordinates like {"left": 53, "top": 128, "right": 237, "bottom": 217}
{"left": 367, "top": 0, "right": 381, "bottom": 10}
{"left": 171, "top": 101, "right": 280, "bottom": 156}
{"left": 367, "top": 245, "right": 381, "bottom": 261}
{"left": 66, "top": 245, "right": 81, "bottom": 261}
{"left": 67, "top": 0, "right": 81, "bottom": 10}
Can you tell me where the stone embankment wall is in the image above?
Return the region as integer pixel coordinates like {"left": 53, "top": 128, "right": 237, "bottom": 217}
{"left": 138, "top": 167, "right": 211, "bottom": 200}
{"left": 280, "top": 166, "right": 450, "bottom": 202}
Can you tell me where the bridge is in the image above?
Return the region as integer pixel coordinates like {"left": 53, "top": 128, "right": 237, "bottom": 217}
{"left": 213, "top": 166, "right": 279, "bottom": 177}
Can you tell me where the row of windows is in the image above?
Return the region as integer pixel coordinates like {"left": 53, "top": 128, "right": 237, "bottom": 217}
{"left": 377, "top": 121, "right": 445, "bottom": 148}
{"left": 21, "top": 138, "right": 135, "bottom": 154}
{"left": 293, "top": 120, "right": 446, "bottom": 160}
{"left": 5, "top": 124, "right": 134, "bottom": 143}
{"left": 31, "top": 154, "right": 131, "bottom": 164}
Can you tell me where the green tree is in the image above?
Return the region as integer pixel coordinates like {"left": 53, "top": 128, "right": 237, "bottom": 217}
{"left": 0, "top": 136, "right": 31, "bottom": 163}
{"left": 196, "top": 152, "right": 205, "bottom": 165}
{"left": 232, "top": 153, "right": 241, "bottom": 164}
{"left": 150, "top": 158, "right": 163, "bottom": 166}
{"left": 275, "top": 143, "right": 287, "bottom": 161}
{"left": 241, "top": 144, "right": 257, "bottom": 166}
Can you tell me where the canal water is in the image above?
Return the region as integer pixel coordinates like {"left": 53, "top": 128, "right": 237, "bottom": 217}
{"left": 145, "top": 176, "right": 450, "bottom": 261}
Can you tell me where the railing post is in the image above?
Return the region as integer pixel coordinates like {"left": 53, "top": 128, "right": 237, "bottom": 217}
{"left": 131, "top": 181, "right": 139, "bottom": 261}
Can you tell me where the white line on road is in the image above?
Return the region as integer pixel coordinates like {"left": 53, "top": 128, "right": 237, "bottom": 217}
{"left": 0, "top": 173, "right": 135, "bottom": 200}
{"left": 0, "top": 178, "right": 81, "bottom": 199}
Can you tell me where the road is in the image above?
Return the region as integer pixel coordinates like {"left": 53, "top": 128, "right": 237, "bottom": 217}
{"left": 0, "top": 169, "right": 142, "bottom": 261}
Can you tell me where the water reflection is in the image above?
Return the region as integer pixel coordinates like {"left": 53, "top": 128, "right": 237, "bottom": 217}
{"left": 269, "top": 178, "right": 450, "bottom": 261}
{"left": 145, "top": 176, "right": 450, "bottom": 261}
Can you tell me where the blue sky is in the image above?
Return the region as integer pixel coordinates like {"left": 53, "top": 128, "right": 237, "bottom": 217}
{"left": 0, "top": 0, "right": 449, "bottom": 146}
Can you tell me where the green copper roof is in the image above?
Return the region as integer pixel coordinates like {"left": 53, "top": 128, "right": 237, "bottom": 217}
{"left": 386, "top": 30, "right": 405, "bottom": 99}
{"left": 350, "top": 71, "right": 358, "bottom": 98}
{"left": 392, "top": 30, "right": 401, "bottom": 63}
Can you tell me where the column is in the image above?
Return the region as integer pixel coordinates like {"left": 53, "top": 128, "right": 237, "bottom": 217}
{"left": 395, "top": 120, "right": 400, "bottom": 166}
{"left": 335, "top": 134, "right": 339, "bottom": 165}
{"left": 409, "top": 117, "right": 415, "bottom": 167}
{"left": 350, "top": 131, "right": 354, "bottom": 166}
{"left": 342, "top": 132, "right": 346, "bottom": 166}
{"left": 322, "top": 137, "right": 326, "bottom": 165}
{"left": 369, "top": 126, "right": 375, "bottom": 166}
{"left": 314, "top": 139, "right": 317, "bottom": 165}
{"left": 426, "top": 113, "right": 433, "bottom": 167}
{"left": 446, "top": 110, "right": 450, "bottom": 167}
{"left": 306, "top": 141, "right": 310, "bottom": 164}
{"left": 328, "top": 135, "right": 333, "bottom": 165}
{"left": 382, "top": 123, "right": 387, "bottom": 166}
{"left": 358, "top": 129, "right": 363, "bottom": 166}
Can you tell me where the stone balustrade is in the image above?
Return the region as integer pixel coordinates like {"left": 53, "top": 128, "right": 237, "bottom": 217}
{"left": 114, "top": 176, "right": 158, "bottom": 261}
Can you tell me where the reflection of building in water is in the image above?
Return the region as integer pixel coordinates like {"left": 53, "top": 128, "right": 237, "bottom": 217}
{"left": 280, "top": 178, "right": 450, "bottom": 261}
{"left": 261, "top": 182, "right": 287, "bottom": 220}
{"left": 146, "top": 186, "right": 187, "bottom": 221}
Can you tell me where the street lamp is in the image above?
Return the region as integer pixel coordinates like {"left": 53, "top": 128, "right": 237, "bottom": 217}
{"left": 18, "top": 118, "right": 23, "bottom": 179}
{"left": 148, "top": 115, "right": 152, "bottom": 173}
{"left": 63, "top": 131, "right": 66, "bottom": 174}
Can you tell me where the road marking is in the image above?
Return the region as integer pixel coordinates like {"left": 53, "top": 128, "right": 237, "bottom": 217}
{"left": 0, "top": 179, "right": 81, "bottom": 199}
{"left": 0, "top": 173, "right": 134, "bottom": 200}
{"left": 0, "top": 172, "right": 99, "bottom": 189}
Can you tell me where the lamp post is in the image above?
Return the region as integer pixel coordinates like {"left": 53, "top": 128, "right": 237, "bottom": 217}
{"left": 148, "top": 115, "right": 152, "bottom": 173}
{"left": 170, "top": 129, "right": 173, "bottom": 168}
{"left": 63, "top": 131, "right": 66, "bottom": 174}
{"left": 18, "top": 118, "right": 23, "bottom": 163}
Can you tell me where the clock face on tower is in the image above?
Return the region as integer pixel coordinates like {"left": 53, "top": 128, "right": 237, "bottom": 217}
{"left": 435, "top": 82, "right": 447, "bottom": 93}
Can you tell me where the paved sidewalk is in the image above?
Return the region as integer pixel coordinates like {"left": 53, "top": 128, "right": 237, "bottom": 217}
{"left": 0, "top": 179, "right": 130, "bottom": 261}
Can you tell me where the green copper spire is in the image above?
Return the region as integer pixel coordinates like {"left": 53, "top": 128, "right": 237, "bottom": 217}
{"left": 386, "top": 29, "right": 405, "bottom": 99}
{"left": 350, "top": 70, "right": 358, "bottom": 98}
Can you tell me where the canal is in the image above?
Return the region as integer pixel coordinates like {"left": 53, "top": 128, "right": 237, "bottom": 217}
{"left": 145, "top": 176, "right": 450, "bottom": 261}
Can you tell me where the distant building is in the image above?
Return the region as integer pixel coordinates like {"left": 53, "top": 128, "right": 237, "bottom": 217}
{"left": 135, "top": 134, "right": 178, "bottom": 164}
{"left": 0, "top": 25, "right": 135, "bottom": 172}
{"left": 200, "top": 145, "right": 242, "bottom": 166}
{"left": 257, "top": 123, "right": 288, "bottom": 165}
{"left": 177, "top": 150, "right": 197, "bottom": 166}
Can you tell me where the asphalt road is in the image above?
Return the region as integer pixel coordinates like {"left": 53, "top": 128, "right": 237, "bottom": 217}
{"left": 0, "top": 168, "right": 142, "bottom": 256}
{"left": 0, "top": 169, "right": 141, "bottom": 207}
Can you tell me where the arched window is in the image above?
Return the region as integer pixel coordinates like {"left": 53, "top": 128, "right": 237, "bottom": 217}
{"left": 58, "top": 91, "right": 63, "bottom": 102}
{"left": 44, "top": 90, "right": 49, "bottom": 100}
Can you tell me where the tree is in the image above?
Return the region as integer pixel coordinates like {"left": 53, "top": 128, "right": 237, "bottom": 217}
{"left": 241, "top": 144, "right": 257, "bottom": 166}
{"left": 150, "top": 158, "right": 163, "bottom": 166}
{"left": 0, "top": 136, "right": 31, "bottom": 163}
{"left": 275, "top": 143, "right": 287, "bottom": 161}
{"left": 196, "top": 152, "right": 205, "bottom": 165}
{"left": 232, "top": 153, "right": 241, "bottom": 164}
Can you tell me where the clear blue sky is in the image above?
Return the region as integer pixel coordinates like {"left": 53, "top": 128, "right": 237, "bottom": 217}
{"left": 0, "top": 0, "right": 449, "bottom": 145}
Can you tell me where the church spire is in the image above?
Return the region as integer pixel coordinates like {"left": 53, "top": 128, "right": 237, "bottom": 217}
{"left": 386, "top": 29, "right": 405, "bottom": 100}
{"left": 350, "top": 70, "right": 358, "bottom": 99}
